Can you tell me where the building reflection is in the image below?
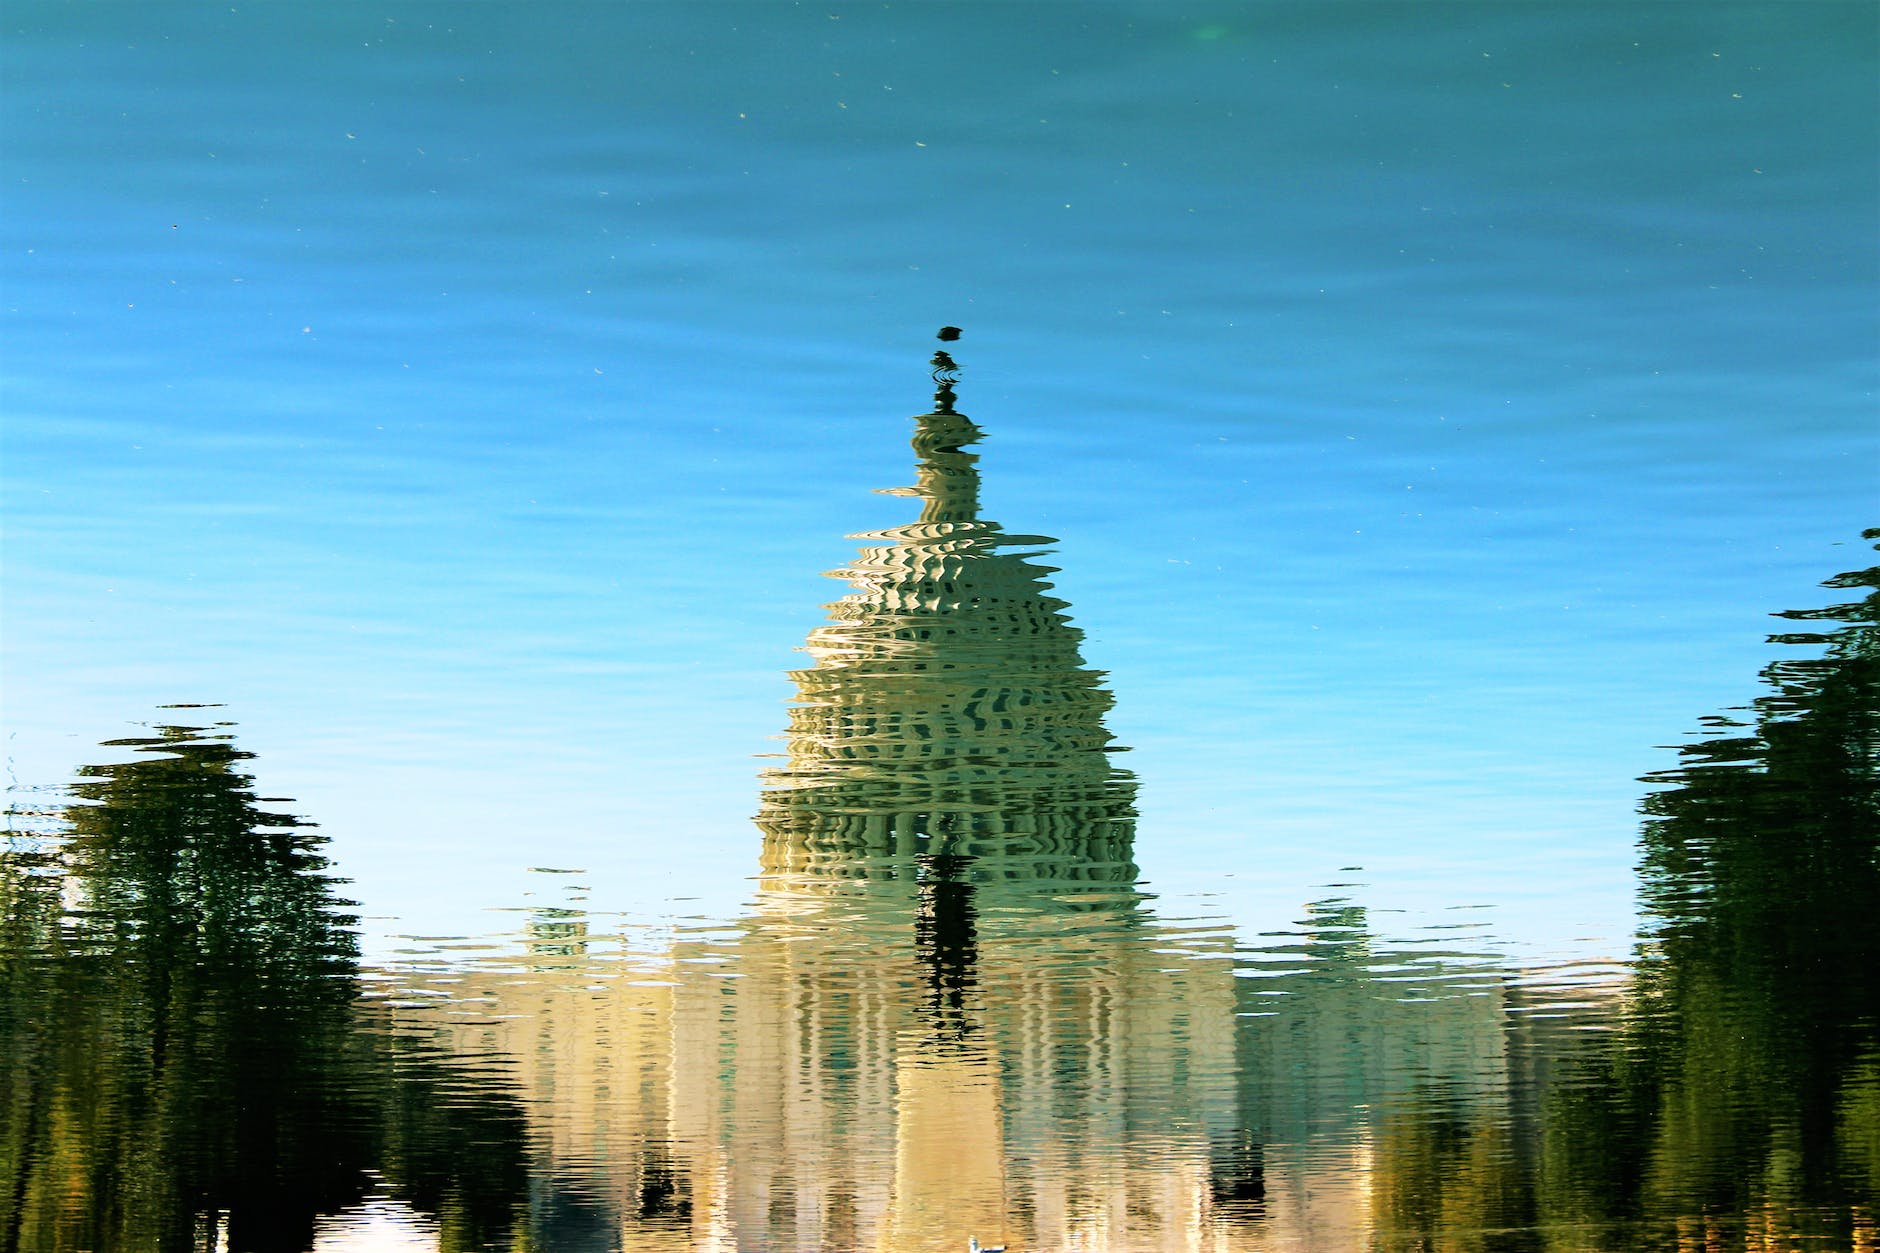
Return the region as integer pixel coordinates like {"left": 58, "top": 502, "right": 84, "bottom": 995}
{"left": 339, "top": 518, "right": 1880, "bottom": 1252}
{"left": 372, "top": 351, "right": 1555, "bottom": 1252}
{"left": 1228, "top": 896, "right": 1519, "bottom": 1253}
{"left": 714, "top": 349, "right": 1216, "bottom": 1250}
{"left": 379, "top": 361, "right": 1256, "bottom": 1250}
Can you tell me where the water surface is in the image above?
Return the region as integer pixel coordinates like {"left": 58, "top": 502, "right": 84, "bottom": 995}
{"left": 2, "top": 4, "right": 1875, "bottom": 1250}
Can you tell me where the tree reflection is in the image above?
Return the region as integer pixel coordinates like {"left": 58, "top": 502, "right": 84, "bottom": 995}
{"left": 1361, "top": 533, "right": 1880, "bottom": 1251}
{"left": 1, "top": 720, "right": 373, "bottom": 1251}
{"left": 1612, "top": 528, "right": 1878, "bottom": 1241}
{"left": 1356, "top": 532, "right": 1879, "bottom": 1248}
{"left": 0, "top": 719, "right": 534, "bottom": 1253}
{"left": 363, "top": 1036, "right": 532, "bottom": 1253}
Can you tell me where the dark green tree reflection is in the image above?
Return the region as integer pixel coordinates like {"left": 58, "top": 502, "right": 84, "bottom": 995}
{"left": 1630, "top": 531, "right": 1880, "bottom": 1208}
{"left": 0, "top": 720, "right": 534, "bottom": 1253}
{"left": 1591, "top": 528, "right": 1876, "bottom": 1240}
{"left": 363, "top": 1034, "right": 533, "bottom": 1253}
{"left": 1, "top": 721, "right": 372, "bottom": 1251}
{"left": 1361, "top": 532, "right": 1880, "bottom": 1248}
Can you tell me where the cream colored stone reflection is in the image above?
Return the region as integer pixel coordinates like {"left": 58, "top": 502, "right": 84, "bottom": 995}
{"left": 377, "top": 403, "right": 1523, "bottom": 1251}
{"left": 380, "top": 404, "right": 1251, "bottom": 1250}
{"left": 650, "top": 863, "right": 1244, "bottom": 1252}
{"left": 755, "top": 406, "right": 1136, "bottom": 855}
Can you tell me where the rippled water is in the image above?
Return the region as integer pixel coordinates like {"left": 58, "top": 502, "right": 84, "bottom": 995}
{"left": 3, "top": 4, "right": 1876, "bottom": 1251}
{"left": 7, "top": 408, "right": 1874, "bottom": 1250}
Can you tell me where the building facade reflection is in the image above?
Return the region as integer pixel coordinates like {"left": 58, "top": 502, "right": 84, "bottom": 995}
{"left": 369, "top": 361, "right": 1550, "bottom": 1252}
{"left": 695, "top": 374, "right": 1246, "bottom": 1251}
{"left": 376, "top": 370, "right": 1261, "bottom": 1251}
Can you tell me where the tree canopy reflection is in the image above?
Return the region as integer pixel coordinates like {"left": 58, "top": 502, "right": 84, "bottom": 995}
{"left": 1363, "top": 532, "right": 1880, "bottom": 1250}
{"left": 0, "top": 719, "right": 533, "bottom": 1253}
{"left": 1, "top": 721, "right": 373, "bottom": 1250}
{"left": 1540, "top": 528, "right": 1880, "bottom": 1247}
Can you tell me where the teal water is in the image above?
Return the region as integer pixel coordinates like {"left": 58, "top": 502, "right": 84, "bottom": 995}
{"left": 2, "top": 4, "right": 1875, "bottom": 1250}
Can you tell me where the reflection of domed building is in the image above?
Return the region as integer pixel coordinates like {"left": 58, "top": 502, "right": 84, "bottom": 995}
{"left": 756, "top": 382, "right": 1136, "bottom": 867}
{"left": 378, "top": 354, "right": 1253, "bottom": 1250}
{"left": 661, "top": 857, "right": 1242, "bottom": 1253}
{"left": 371, "top": 351, "right": 1543, "bottom": 1252}
{"left": 690, "top": 361, "right": 1240, "bottom": 1250}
